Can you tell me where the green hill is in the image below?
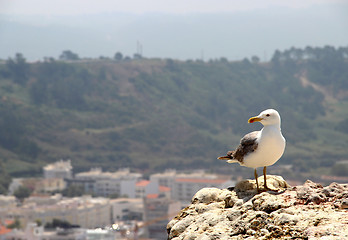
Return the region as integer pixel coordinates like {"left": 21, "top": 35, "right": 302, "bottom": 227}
{"left": 0, "top": 46, "right": 348, "bottom": 181}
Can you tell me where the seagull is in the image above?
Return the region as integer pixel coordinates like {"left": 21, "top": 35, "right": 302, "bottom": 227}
{"left": 218, "top": 109, "right": 286, "bottom": 193}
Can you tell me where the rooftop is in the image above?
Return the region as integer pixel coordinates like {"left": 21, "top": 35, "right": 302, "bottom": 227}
{"left": 0, "top": 220, "right": 14, "bottom": 235}
{"left": 75, "top": 168, "right": 141, "bottom": 179}
{"left": 146, "top": 194, "right": 159, "bottom": 199}
{"left": 43, "top": 159, "right": 72, "bottom": 171}
{"left": 151, "top": 169, "right": 220, "bottom": 180}
{"left": 159, "top": 186, "right": 171, "bottom": 192}
{"left": 136, "top": 180, "right": 150, "bottom": 187}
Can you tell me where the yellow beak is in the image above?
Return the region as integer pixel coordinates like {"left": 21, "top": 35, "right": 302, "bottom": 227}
{"left": 248, "top": 116, "right": 263, "bottom": 123}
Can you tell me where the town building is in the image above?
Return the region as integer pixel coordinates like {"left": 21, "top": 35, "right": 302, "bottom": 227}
{"left": 72, "top": 168, "right": 141, "bottom": 198}
{"left": 3, "top": 222, "right": 86, "bottom": 240}
{"left": 8, "top": 178, "right": 66, "bottom": 195}
{"left": 159, "top": 185, "right": 171, "bottom": 199}
{"left": 0, "top": 195, "right": 17, "bottom": 208}
{"left": 143, "top": 195, "right": 181, "bottom": 240}
{"left": 43, "top": 159, "right": 72, "bottom": 179}
{"left": 0, "top": 220, "right": 14, "bottom": 238}
{"left": 135, "top": 180, "right": 159, "bottom": 198}
{"left": 110, "top": 198, "right": 143, "bottom": 222}
{"left": 1, "top": 195, "right": 111, "bottom": 229}
{"left": 2, "top": 222, "right": 118, "bottom": 240}
{"left": 150, "top": 169, "right": 177, "bottom": 190}
{"left": 36, "top": 178, "right": 66, "bottom": 193}
{"left": 23, "top": 194, "right": 62, "bottom": 206}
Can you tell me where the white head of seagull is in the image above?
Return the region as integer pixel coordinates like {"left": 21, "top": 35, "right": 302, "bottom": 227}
{"left": 248, "top": 109, "right": 281, "bottom": 127}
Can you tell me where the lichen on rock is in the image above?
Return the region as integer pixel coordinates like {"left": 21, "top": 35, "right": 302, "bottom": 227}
{"left": 167, "top": 175, "right": 348, "bottom": 240}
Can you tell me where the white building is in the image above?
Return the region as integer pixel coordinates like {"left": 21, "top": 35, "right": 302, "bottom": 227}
{"left": 110, "top": 198, "right": 143, "bottom": 222}
{"left": 43, "top": 159, "right": 72, "bottom": 179}
{"left": 135, "top": 180, "right": 159, "bottom": 198}
{"left": 1, "top": 196, "right": 111, "bottom": 229}
{"left": 143, "top": 195, "right": 181, "bottom": 240}
{"left": 150, "top": 169, "right": 177, "bottom": 190}
{"left": 4, "top": 222, "right": 87, "bottom": 240}
{"left": 74, "top": 168, "right": 141, "bottom": 198}
{"left": 23, "top": 194, "right": 62, "bottom": 206}
{"left": 36, "top": 178, "right": 67, "bottom": 193}
{"left": 3, "top": 222, "right": 118, "bottom": 240}
{"left": 0, "top": 195, "right": 17, "bottom": 208}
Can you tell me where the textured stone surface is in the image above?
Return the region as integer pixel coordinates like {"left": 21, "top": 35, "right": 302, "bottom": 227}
{"left": 167, "top": 176, "right": 348, "bottom": 240}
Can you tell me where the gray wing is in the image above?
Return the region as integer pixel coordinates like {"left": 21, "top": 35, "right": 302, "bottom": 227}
{"left": 240, "top": 131, "right": 259, "bottom": 146}
{"left": 232, "top": 131, "right": 259, "bottom": 162}
{"left": 233, "top": 131, "right": 259, "bottom": 162}
{"left": 218, "top": 131, "right": 259, "bottom": 163}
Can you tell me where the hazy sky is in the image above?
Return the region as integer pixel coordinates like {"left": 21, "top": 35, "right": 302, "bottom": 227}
{"left": 1, "top": 0, "right": 347, "bottom": 15}
{"left": 0, "top": 0, "right": 347, "bottom": 61}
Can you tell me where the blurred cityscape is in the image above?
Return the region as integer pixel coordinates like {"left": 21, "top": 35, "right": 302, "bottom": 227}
{"left": 1, "top": 159, "right": 348, "bottom": 239}
{"left": 0, "top": 160, "right": 235, "bottom": 240}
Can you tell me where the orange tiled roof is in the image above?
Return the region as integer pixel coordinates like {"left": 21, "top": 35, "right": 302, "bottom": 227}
{"left": 146, "top": 194, "right": 159, "bottom": 199}
{"left": 0, "top": 223, "right": 12, "bottom": 235}
{"left": 159, "top": 185, "right": 171, "bottom": 192}
{"left": 4, "top": 220, "right": 13, "bottom": 226}
{"left": 136, "top": 180, "right": 150, "bottom": 187}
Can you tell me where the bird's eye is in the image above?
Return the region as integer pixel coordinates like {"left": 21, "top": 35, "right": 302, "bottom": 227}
{"left": 266, "top": 114, "right": 270, "bottom": 117}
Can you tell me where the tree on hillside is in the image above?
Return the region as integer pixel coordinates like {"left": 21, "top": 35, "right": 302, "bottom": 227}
{"left": 14, "top": 185, "right": 33, "bottom": 201}
{"left": 59, "top": 50, "right": 79, "bottom": 61}
{"left": 62, "top": 185, "right": 86, "bottom": 197}
{"left": 30, "top": 61, "right": 90, "bottom": 109}
{"left": 6, "top": 53, "right": 29, "bottom": 85}
{"left": 0, "top": 161, "right": 11, "bottom": 194}
{"left": 251, "top": 56, "right": 260, "bottom": 64}
{"left": 0, "top": 103, "right": 40, "bottom": 159}
{"left": 7, "top": 218, "right": 21, "bottom": 229}
{"left": 45, "top": 218, "right": 79, "bottom": 229}
{"left": 114, "top": 52, "right": 123, "bottom": 61}
{"left": 331, "top": 161, "right": 348, "bottom": 176}
{"left": 335, "top": 118, "right": 348, "bottom": 134}
{"left": 271, "top": 50, "right": 281, "bottom": 63}
{"left": 0, "top": 104, "right": 25, "bottom": 150}
{"left": 133, "top": 53, "right": 142, "bottom": 59}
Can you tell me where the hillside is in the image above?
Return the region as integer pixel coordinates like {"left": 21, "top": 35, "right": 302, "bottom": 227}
{"left": 0, "top": 46, "right": 348, "bottom": 182}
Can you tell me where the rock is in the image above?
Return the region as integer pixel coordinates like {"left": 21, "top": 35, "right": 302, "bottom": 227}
{"left": 234, "top": 175, "right": 290, "bottom": 199}
{"left": 167, "top": 176, "right": 348, "bottom": 240}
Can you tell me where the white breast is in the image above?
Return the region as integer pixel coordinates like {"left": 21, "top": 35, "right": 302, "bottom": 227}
{"left": 241, "top": 126, "right": 286, "bottom": 169}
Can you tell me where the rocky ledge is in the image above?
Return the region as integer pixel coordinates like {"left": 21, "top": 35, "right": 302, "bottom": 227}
{"left": 167, "top": 176, "right": 348, "bottom": 240}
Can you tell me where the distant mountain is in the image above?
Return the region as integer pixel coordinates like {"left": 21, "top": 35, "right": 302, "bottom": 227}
{"left": 0, "top": 46, "right": 348, "bottom": 179}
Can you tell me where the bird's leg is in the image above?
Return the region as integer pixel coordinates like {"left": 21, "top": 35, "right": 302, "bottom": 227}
{"left": 254, "top": 169, "right": 261, "bottom": 193}
{"left": 263, "top": 166, "right": 278, "bottom": 192}
{"left": 263, "top": 166, "right": 267, "bottom": 189}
